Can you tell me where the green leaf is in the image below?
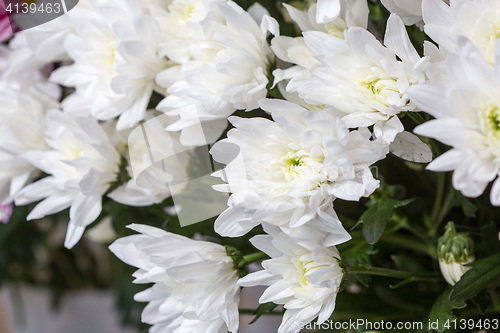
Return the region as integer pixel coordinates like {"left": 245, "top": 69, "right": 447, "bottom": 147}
{"left": 249, "top": 302, "right": 279, "bottom": 324}
{"left": 361, "top": 200, "right": 393, "bottom": 245}
{"left": 361, "top": 198, "right": 415, "bottom": 244}
{"left": 428, "top": 289, "right": 466, "bottom": 332}
{"left": 341, "top": 240, "right": 373, "bottom": 287}
{"left": 460, "top": 197, "right": 478, "bottom": 218}
{"left": 450, "top": 253, "right": 500, "bottom": 302}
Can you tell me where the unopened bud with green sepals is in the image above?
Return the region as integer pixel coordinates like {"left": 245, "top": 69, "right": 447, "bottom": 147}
{"left": 437, "top": 222, "right": 475, "bottom": 285}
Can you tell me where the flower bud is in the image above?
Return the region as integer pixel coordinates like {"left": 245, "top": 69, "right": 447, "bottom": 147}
{"left": 437, "top": 222, "right": 474, "bottom": 285}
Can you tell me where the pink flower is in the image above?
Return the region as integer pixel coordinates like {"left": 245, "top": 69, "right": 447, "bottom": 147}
{"left": 0, "top": 203, "right": 12, "bottom": 223}
{"left": 0, "top": 0, "right": 16, "bottom": 42}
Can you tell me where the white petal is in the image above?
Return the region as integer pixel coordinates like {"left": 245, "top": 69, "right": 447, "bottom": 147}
{"left": 316, "top": 0, "right": 341, "bottom": 24}
{"left": 214, "top": 207, "right": 259, "bottom": 237}
{"left": 407, "top": 83, "right": 450, "bottom": 118}
{"left": 390, "top": 131, "right": 432, "bottom": 163}
{"left": 237, "top": 270, "right": 275, "bottom": 287}
{"left": 69, "top": 194, "right": 102, "bottom": 227}
{"left": 384, "top": 14, "right": 420, "bottom": 64}
{"left": 26, "top": 195, "right": 73, "bottom": 220}
{"left": 64, "top": 223, "right": 86, "bottom": 249}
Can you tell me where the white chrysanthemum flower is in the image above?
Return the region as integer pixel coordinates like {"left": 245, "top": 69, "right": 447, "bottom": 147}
{"left": 210, "top": 99, "right": 387, "bottom": 244}
{"left": 409, "top": 37, "right": 500, "bottom": 205}
{"left": 3, "top": 9, "right": 73, "bottom": 76}
{"left": 0, "top": 83, "right": 54, "bottom": 203}
{"left": 0, "top": 44, "right": 60, "bottom": 203}
{"left": 157, "top": 0, "right": 278, "bottom": 145}
{"left": 422, "top": 0, "right": 500, "bottom": 66}
{"left": 109, "top": 224, "right": 240, "bottom": 333}
{"left": 15, "top": 111, "right": 120, "bottom": 248}
{"left": 153, "top": 0, "right": 219, "bottom": 64}
{"left": 50, "top": 0, "right": 171, "bottom": 129}
{"left": 272, "top": 0, "right": 368, "bottom": 102}
{"left": 296, "top": 14, "right": 428, "bottom": 143}
{"left": 239, "top": 227, "right": 344, "bottom": 333}
{"left": 5, "top": 0, "right": 161, "bottom": 73}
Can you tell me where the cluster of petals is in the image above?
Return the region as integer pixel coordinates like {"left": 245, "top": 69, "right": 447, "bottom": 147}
{"left": 110, "top": 224, "right": 240, "bottom": 333}
{"left": 211, "top": 99, "right": 388, "bottom": 245}
{"left": 272, "top": 0, "right": 429, "bottom": 144}
{"left": 0, "top": 83, "right": 56, "bottom": 203}
{"left": 272, "top": 0, "right": 368, "bottom": 104}
{"left": 409, "top": 38, "right": 500, "bottom": 205}
{"left": 404, "top": 0, "right": 500, "bottom": 205}
{"left": 239, "top": 226, "right": 344, "bottom": 333}
{"left": 15, "top": 111, "right": 120, "bottom": 248}
{"left": 422, "top": 0, "right": 500, "bottom": 66}
{"left": 0, "top": 44, "right": 60, "bottom": 204}
{"left": 156, "top": 0, "right": 278, "bottom": 145}
{"left": 49, "top": 0, "right": 169, "bottom": 129}
{"left": 293, "top": 14, "right": 428, "bottom": 144}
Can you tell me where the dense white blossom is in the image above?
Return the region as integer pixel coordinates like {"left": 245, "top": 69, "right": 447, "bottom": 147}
{"left": 295, "top": 15, "right": 428, "bottom": 143}
{"left": 210, "top": 99, "right": 387, "bottom": 245}
{"left": 157, "top": 0, "right": 278, "bottom": 145}
{"left": 0, "top": 45, "right": 60, "bottom": 203}
{"left": 15, "top": 111, "right": 120, "bottom": 248}
{"left": 409, "top": 37, "right": 500, "bottom": 205}
{"left": 49, "top": 0, "right": 170, "bottom": 129}
{"left": 0, "top": 83, "right": 53, "bottom": 203}
{"left": 110, "top": 224, "right": 240, "bottom": 333}
{"left": 272, "top": 0, "right": 368, "bottom": 103}
{"left": 239, "top": 227, "right": 343, "bottom": 333}
{"left": 422, "top": 0, "right": 500, "bottom": 66}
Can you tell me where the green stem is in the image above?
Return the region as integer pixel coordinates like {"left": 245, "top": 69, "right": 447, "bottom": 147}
{"left": 429, "top": 172, "right": 445, "bottom": 231}
{"left": 238, "top": 252, "right": 269, "bottom": 268}
{"left": 347, "top": 265, "right": 439, "bottom": 282}
{"left": 238, "top": 308, "right": 283, "bottom": 315}
{"left": 429, "top": 187, "right": 455, "bottom": 237}
{"left": 436, "top": 189, "right": 455, "bottom": 227}
{"left": 403, "top": 223, "right": 434, "bottom": 244}
{"left": 380, "top": 235, "right": 437, "bottom": 259}
{"left": 407, "top": 112, "right": 427, "bottom": 125}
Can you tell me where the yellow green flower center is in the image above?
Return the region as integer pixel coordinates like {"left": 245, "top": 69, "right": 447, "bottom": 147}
{"left": 281, "top": 152, "right": 304, "bottom": 182}
{"left": 307, "top": 103, "right": 327, "bottom": 111}
{"left": 324, "top": 23, "right": 346, "bottom": 39}
{"left": 480, "top": 103, "right": 500, "bottom": 148}
{"left": 184, "top": 4, "right": 196, "bottom": 21}
{"left": 359, "top": 74, "right": 400, "bottom": 110}
{"left": 483, "top": 22, "right": 500, "bottom": 66}
{"left": 293, "top": 255, "right": 329, "bottom": 289}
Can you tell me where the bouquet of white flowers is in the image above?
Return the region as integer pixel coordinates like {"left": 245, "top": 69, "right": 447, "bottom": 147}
{"left": 1, "top": 0, "right": 500, "bottom": 332}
